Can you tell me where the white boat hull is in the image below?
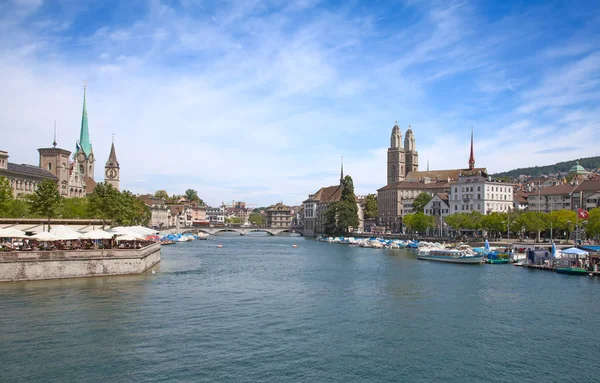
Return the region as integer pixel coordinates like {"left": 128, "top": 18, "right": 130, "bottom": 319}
{"left": 417, "top": 255, "right": 483, "bottom": 264}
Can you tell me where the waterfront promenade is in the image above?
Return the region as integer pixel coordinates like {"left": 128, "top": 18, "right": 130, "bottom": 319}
{"left": 0, "top": 243, "right": 161, "bottom": 282}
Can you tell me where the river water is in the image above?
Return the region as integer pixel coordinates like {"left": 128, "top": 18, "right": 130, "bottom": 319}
{"left": 1, "top": 235, "right": 599, "bottom": 382}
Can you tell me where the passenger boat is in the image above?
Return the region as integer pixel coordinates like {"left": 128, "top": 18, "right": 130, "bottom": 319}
{"left": 417, "top": 249, "right": 483, "bottom": 264}
{"left": 555, "top": 267, "right": 588, "bottom": 276}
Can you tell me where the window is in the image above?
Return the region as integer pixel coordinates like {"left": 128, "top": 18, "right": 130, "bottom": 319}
{"left": 455, "top": 188, "right": 458, "bottom": 193}
{"left": 48, "top": 163, "right": 52, "bottom": 171}
{"left": 477, "top": 194, "right": 481, "bottom": 200}
{"left": 477, "top": 186, "right": 481, "bottom": 191}
{"left": 477, "top": 204, "right": 481, "bottom": 209}
{"left": 455, "top": 205, "right": 458, "bottom": 211}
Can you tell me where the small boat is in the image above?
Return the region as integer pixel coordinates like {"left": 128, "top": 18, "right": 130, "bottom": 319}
{"left": 417, "top": 249, "right": 483, "bottom": 264}
{"left": 486, "top": 258, "right": 510, "bottom": 264}
{"left": 555, "top": 267, "right": 588, "bottom": 276}
{"left": 160, "top": 240, "right": 176, "bottom": 245}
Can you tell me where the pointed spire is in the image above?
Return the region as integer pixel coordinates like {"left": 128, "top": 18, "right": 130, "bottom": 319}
{"left": 53, "top": 120, "right": 57, "bottom": 148}
{"left": 78, "top": 83, "right": 92, "bottom": 157}
{"left": 340, "top": 156, "right": 344, "bottom": 185}
{"left": 427, "top": 157, "right": 430, "bottom": 171}
{"left": 106, "top": 138, "right": 119, "bottom": 168}
{"left": 468, "top": 126, "right": 475, "bottom": 170}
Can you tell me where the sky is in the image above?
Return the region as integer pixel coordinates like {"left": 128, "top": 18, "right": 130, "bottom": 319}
{"left": 1, "top": 0, "right": 599, "bottom": 206}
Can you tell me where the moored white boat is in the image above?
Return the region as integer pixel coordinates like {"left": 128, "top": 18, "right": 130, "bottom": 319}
{"left": 417, "top": 249, "right": 483, "bottom": 264}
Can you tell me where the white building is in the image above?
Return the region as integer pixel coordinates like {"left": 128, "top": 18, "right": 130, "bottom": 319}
{"left": 423, "top": 193, "right": 451, "bottom": 236}
{"left": 206, "top": 206, "right": 226, "bottom": 225}
{"left": 448, "top": 171, "right": 514, "bottom": 214}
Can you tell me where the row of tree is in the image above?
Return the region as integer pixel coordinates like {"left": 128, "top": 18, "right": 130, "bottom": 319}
{"left": 153, "top": 189, "right": 204, "bottom": 204}
{"left": 0, "top": 177, "right": 150, "bottom": 226}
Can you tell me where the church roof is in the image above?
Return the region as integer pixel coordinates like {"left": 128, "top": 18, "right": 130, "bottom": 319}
{"left": 405, "top": 168, "right": 487, "bottom": 182}
{"left": 568, "top": 161, "right": 588, "bottom": 175}
{"left": 106, "top": 142, "right": 119, "bottom": 168}
{"left": 0, "top": 163, "right": 57, "bottom": 180}
{"left": 378, "top": 181, "right": 451, "bottom": 192}
{"left": 78, "top": 86, "right": 92, "bottom": 157}
{"left": 304, "top": 184, "right": 344, "bottom": 203}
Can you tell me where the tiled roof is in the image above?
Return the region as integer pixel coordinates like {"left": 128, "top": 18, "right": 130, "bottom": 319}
{"left": 0, "top": 163, "right": 57, "bottom": 180}
{"left": 405, "top": 168, "right": 487, "bottom": 182}
{"left": 573, "top": 180, "right": 600, "bottom": 192}
{"left": 533, "top": 184, "right": 577, "bottom": 196}
{"left": 435, "top": 193, "right": 449, "bottom": 203}
{"left": 378, "top": 181, "right": 451, "bottom": 192}
{"left": 85, "top": 177, "right": 97, "bottom": 194}
{"left": 317, "top": 185, "right": 344, "bottom": 203}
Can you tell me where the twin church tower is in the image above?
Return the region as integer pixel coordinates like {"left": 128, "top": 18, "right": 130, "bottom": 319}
{"left": 387, "top": 122, "right": 419, "bottom": 185}
{"left": 38, "top": 85, "right": 120, "bottom": 197}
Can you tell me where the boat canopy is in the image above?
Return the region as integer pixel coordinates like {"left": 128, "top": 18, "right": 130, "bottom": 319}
{"left": 560, "top": 247, "right": 589, "bottom": 256}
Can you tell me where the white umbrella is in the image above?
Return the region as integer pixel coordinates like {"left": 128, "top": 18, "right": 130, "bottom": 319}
{"left": 81, "top": 229, "right": 114, "bottom": 240}
{"left": 0, "top": 228, "right": 29, "bottom": 238}
{"left": 32, "top": 231, "right": 60, "bottom": 241}
{"left": 49, "top": 225, "right": 83, "bottom": 240}
{"left": 115, "top": 234, "right": 144, "bottom": 242}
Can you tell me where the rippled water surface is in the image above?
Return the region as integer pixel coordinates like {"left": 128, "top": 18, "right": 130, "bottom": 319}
{"left": 1, "top": 236, "right": 599, "bottom": 382}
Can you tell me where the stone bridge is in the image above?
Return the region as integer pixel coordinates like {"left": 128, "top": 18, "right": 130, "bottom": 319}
{"left": 160, "top": 226, "right": 303, "bottom": 236}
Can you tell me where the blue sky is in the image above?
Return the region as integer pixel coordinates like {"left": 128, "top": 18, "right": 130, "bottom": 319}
{"left": 1, "top": 0, "right": 599, "bottom": 206}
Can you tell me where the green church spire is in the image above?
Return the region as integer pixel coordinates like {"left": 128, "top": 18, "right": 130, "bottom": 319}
{"left": 79, "top": 84, "right": 92, "bottom": 156}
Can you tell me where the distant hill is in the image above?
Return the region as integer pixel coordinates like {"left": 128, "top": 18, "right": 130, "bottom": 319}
{"left": 493, "top": 156, "right": 600, "bottom": 179}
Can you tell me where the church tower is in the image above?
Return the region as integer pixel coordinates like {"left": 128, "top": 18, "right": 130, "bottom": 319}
{"left": 387, "top": 121, "right": 405, "bottom": 185}
{"left": 104, "top": 139, "right": 120, "bottom": 190}
{"left": 404, "top": 125, "right": 418, "bottom": 176}
{"left": 38, "top": 124, "right": 72, "bottom": 197}
{"left": 74, "top": 85, "right": 95, "bottom": 180}
{"left": 468, "top": 127, "right": 475, "bottom": 170}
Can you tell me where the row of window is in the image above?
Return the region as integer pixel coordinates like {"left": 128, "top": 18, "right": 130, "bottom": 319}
{"left": 456, "top": 185, "right": 512, "bottom": 193}
{"left": 11, "top": 179, "right": 38, "bottom": 191}
{"left": 425, "top": 209, "right": 449, "bottom": 214}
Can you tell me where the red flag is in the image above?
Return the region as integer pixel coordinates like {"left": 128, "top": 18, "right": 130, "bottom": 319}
{"left": 578, "top": 208, "right": 589, "bottom": 220}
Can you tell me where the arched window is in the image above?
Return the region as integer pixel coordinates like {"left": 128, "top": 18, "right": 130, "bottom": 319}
{"left": 48, "top": 163, "right": 52, "bottom": 171}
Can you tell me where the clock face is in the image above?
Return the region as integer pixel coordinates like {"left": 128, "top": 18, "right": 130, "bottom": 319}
{"left": 88, "top": 153, "right": 94, "bottom": 163}
{"left": 106, "top": 169, "right": 117, "bottom": 179}
{"left": 77, "top": 152, "right": 85, "bottom": 163}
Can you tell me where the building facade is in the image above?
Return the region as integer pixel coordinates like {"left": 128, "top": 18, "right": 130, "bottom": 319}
{"left": 0, "top": 151, "right": 57, "bottom": 198}
{"left": 572, "top": 180, "right": 600, "bottom": 211}
{"left": 448, "top": 171, "right": 514, "bottom": 214}
{"left": 138, "top": 195, "right": 170, "bottom": 228}
{"left": 423, "top": 193, "right": 450, "bottom": 235}
{"left": 378, "top": 180, "right": 451, "bottom": 231}
{"left": 266, "top": 203, "right": 292, "bottom": 228}
{"left": 206, "top": 206, "right": 226, "bottom": 225}
{"left": 526, "top": 184, "right": 576, "bottom": 212}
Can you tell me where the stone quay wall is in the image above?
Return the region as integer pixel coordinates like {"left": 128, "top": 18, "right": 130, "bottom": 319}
{"left": 0, "top": 243, "right": 161, "bottom": 282}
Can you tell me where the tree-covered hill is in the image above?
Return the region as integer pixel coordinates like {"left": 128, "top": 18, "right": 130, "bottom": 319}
{"left": 493, "top": 156, "right": 600, "bottom": 179}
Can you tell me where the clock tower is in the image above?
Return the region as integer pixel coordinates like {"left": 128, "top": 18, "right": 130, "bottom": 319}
{"left": 104, "top": 140, "right": 120, "bottom": 190}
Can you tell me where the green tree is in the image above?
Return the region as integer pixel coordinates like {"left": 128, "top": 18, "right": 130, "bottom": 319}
{"left": 185, "top": 189, "right": 204, "bottom": 204}
{"left": 0, "top": 176, "right": 13, "bottom": 217}
{"left": 481, "top": 212, "right": 506, "bottom": 235}
{"left": 324, "top": 175, "right": 359, "bottom": 235}
{"left": 29, "top": 180, "right": 62, "bottom": 225}
{"left": 248, "top": 211, "right": 265, "bottom": 226}
{"left": 226, "top": 217, "right": 242, "bottom": 224}
{"left": 520, "top": 211, "right": 548, "bottom": 239}
{"left": 363, "top": 194, "right": 378, "bottom": 219}
{"left": 404, "top": 212, "right": 435, "bottom": 233}
{"left": 87, "top": 183, "right": 122, "bottom": 227}
{"left": 586, "top": 208, "right": 600, "bottom": 238}
{"left": 58, "top": 197, "right": 90, "bottom": 219}
{"left": 412, "top": 192, "right": 432, "bottom": 213}
{"left": 154, "top": 190, "right": 169, "bottom": 199}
